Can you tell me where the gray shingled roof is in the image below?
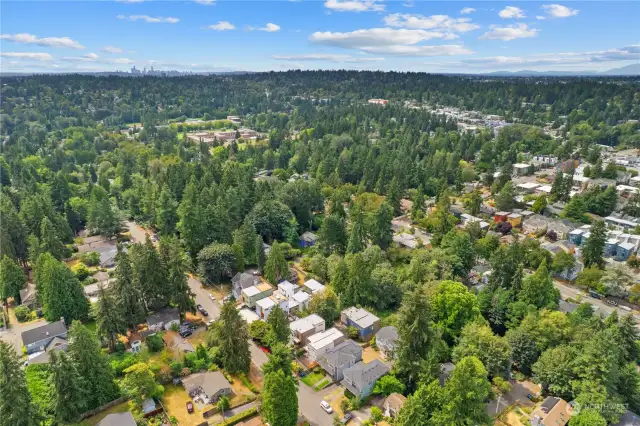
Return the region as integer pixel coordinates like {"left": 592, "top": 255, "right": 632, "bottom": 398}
{"left": 375, "top": 326, "right": 398, "bottom": 348}
{"left": 319, "top": 340, "right": 362, "bottom": 368}
{"left": 182, "top": 371, "right": 232, "bottom": 398}
{"left": 21, "top": 321, "right": 67, "bottom": 346}
{"left": 146, "top": 307, "right": 180, "bottom": 327}
{"left": 342, "top": 360, "right": 389, "bottom": 391}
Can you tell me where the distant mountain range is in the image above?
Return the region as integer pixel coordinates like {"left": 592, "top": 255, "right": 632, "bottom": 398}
{"left": 484, "top": 64, "right": 640, "bottom": 77}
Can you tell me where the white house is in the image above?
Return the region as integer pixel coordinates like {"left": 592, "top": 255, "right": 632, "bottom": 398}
{"left": 278, "top": 281, "right": 297, "bottom": 299}
{"left": 256, "top": 297, "right": 276, "bottom": 320}
{"left": 306, "top": 327, "right": 345, "bottom": 362}
{"left": 290, "top": 314, "right": 325, "bottom": 345}
{"left": 303, "top": 279, "right": 326, "bottom": 295}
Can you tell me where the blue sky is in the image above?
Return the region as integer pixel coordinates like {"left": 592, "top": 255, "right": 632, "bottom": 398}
{"left": 1, "top": 0, "right": 638, "bottom": 73}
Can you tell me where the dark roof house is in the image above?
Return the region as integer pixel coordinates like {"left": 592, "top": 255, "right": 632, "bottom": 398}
{"left": 231, "top": 272, "right": 260, "bottom": 299}
{"left": 19, "top": 282, "right": 38, "bottom": 308}
{"left": 22, "top": 320, "right": 67, "bottom": 355}
{"left": 182, "top": 371, "right": 233, "bottom": 404}
{"left": 317, "top": 339, "right": 363, "bottom": 382}
{"left": 146, "top": 307, "right": 180, "bottom": 332}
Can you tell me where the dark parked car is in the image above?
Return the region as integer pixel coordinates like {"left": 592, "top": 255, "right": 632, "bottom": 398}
{"left": 186, "top": 401, "right": 194, "bottom": 414}
{"left": 180, "top": 329, "right": 192, "bottom": 338}
{"left": 197, "top": 304, "right": 209, "bottom": 316}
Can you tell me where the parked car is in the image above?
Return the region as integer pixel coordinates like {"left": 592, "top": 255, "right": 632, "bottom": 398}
{"left": 196, "top": 304, "right": 209, "bottom": 316}
{"left": 186, "top": 401, "right": 194, "bottom": 414}
{"left": 341, "top": 413, "right": 353, "bottom": 424}
{"left": 320, "top": 401, "right": 333, "bottom": 414}
{"left": 180, "top": 329, "right": 192, "bottom": 338}
{"left": 606, "top": 300, "right": 618, "bottom": 306}
{"left": 209, "top": 293, "right": 215, "bottom": 300}
{"left": 206, "top": 319, "right": 215, "bottom": 327}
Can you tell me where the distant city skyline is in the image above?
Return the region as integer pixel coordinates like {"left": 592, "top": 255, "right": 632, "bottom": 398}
{"left": 1, "top": 1, "right": 638, "bottom": 74}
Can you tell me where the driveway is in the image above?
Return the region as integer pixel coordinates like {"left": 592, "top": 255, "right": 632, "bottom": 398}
{"left": 298, "top": 382, "right": 340, "bottom": 426}
{"left": 0, "top": 317, "right": 48, "bottom": 355}
{"left": 249, "top": 341, "right": 269, "bottom": 368}
{"left": 487, "top": 380, "right": 539, "bottom": 416}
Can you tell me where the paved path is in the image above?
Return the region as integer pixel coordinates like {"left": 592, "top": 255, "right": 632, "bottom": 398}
{"left": 248, "top": 341, "right": 269, "bottom": 367}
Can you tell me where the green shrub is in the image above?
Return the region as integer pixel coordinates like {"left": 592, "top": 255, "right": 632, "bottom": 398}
{"left": 81, "top": 251, "right": 100, "bottom": 266}
{"left": 346, "top": 326, "right": 359, "bottom": 340}
{"left": 239, "top": 373, "right": 259, "bottom": 394}
{"left": 14, "top": 306, "right": 31, "bottom": 322}
{"left": 72, "top": 263, "right": 91, "bottom": 281}
{"left": 146, "top": 334, "right": 164, "bottom": 352}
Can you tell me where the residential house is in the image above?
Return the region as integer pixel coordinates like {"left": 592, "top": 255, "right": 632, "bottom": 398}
{"left": 530, "top": 397, "right": 572, "bottom": 426}
{"left": 19, "top": 282, "right": 38, "bottom": 308}
{"left": 256, "top": 297, "right": 277, "bottom": 320}
{"left": 605, "top": 215, "right": 638, "bottom": 230}
{"left": 128, "top": 333, "right": 142, "bottom": 353}
{"left": 507, "top": 213, "right": 522, "bottom": 228}
{"left": 290, "top": 314, "right": 326, "bottom": 345}
{"left": 303, "top": 279, "right": 326, "bottom": 295}
{"left": 306, "top": 327, "right": 345, "bottom": 362}
{"left": 513, "top": 163, "right": 532, "bottom": 176}
{"left": 393, "top": 233, "right": 420, "bottom": 249}
{"left": 375, "top": 326, "right": 398, "bottom": 359}
{"left": 278, "top": 281, "right": 297, "bottom": 298}
{"left": 616, "top": 242, "right": 636, "bottom": 261}
{"left": 22, "top": 320, "right": 67, "bottom": 355}
{"left": 494, "top": 212, "right": 510, "bottom": 223}
{"left": 383, "top": 393, "right": 407, "bottom": 418}
{"left": 242, "top": 283, "right": 274, "bottom": 308}
{"left": 27, "top": 335, "right": 68, "bottom": 365}
{"left": 630, "top": 176, "right": 640, "bottom": 188}
{"left": 83, "top": 280, "right": 112, "bottom": 301}
{"left": 341, "top": 307, "right": 381, "bottom": 341}
{"left": 232, "top": 272, "right": 260, "bottom": 300}
{"left": 146, "top": 307, "right": 180, "bottom": 332}
{"left": 182, "top": 371, "right": 233, "bottom": 405}
{"left": 97, "top": 412, "right": 137, "bottom": 426}
{"left": 292, "top": 291, "right": 310, "bottom": 311}
{"left": 317, "top": 340, "right": 363, "bottom": 382}
{"left": 300, "top": 231, "right": 319, "bottom": 248}
{"left": 516, "top": 182, "right": 540, "bottom": 193}
{"left": 341, "top": 360, "right": 390, "bottom": 399}
{"left": 605, "top": 238, "right": 620, "bottom": 257}
{"left": 460, "top": 214, "right": 490, "bottom": 231}
{"left": 568, "top": 228, "right": 586, "bottom": 245}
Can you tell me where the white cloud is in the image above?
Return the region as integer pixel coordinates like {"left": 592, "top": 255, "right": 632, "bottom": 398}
{"left": 450, "top": 45, "right": 640, "bottom": 70}
{"left": 194, "top": 0, "right": 215, "bottom": 4}
{"left": 324, "top": 0, "right": 384, "bottom": 13}
{"left": 207, "top": 21, "right": 235, "bottom": 31}
{"left": 102, "top": 46, "right": 123, "bottom": 54}
{"left": 117, "top": 15, "right": 180, "bottom": 24}
{"left": 383, "top": 13, "right": 480, "bottom": 33}
{"left": 499, "top": 6, "right": 526, "bottom": 19}
{"left": 62, "top": 52, "right": 100, "bottom": 62}
{"left": 536, "top": 16, "right": 546, "bottom": 20}
{"left": 310, "top": 28, "right": 448, "bottom": 48}
{"left": 254, "top": 23, "right": 280, "bottom": 32}
{"left": 460, "top": 7, "right": 476, "bottom": 15}
{"left": 0, "top": 33, "right": 84, "bottom": 49}
{"left": 479, "top": 24, "right": 539, "bottom": 41}
{"left": 272, "top": 54, "right": 384, "bottom": 63}
{"left": 113, "top": 58, "right": 135, "bottom": 64}
{"left": 309, "top": 28, "right": 472, "bottom": 57}
{"left": 0, "top": 52, "right": 53, "bottom": 61}
{"left": 542, "top": 4, "right": 579, "bottom": 18}
{"left": 360, "top": 44, "right": 472, "bottom": 56}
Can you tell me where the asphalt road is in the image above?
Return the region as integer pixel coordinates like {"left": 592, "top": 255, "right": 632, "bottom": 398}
{"left": 553, "top": 279, "right": 640, "bottom": 323}
{"left": 298, "top": 383, "right": 339, "bottom": 426}
{"left": 125, "top": 221, "right": 221, "bottom": 321}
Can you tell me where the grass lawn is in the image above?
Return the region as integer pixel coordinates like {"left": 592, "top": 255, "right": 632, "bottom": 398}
{"left": 301, "top": 371, "right": 325, "bottom": 387}
{"left": 72, "top": 401, "right": 130, "bottom": 426}
{"left": 162, "top": 384, "right": 207, "bottom": 426}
